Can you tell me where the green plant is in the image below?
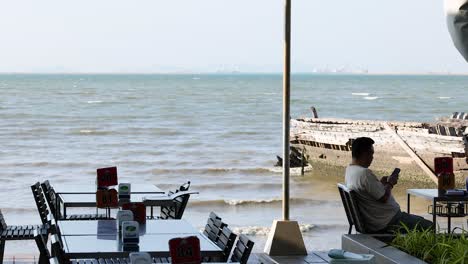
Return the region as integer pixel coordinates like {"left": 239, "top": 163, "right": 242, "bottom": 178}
{"left": 391, "top": 224, "right": 468, "bottom": 264}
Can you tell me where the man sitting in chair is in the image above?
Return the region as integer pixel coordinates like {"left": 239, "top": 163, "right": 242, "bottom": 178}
{"left": 345, "top": 137, "right": 432, "bottom": 233}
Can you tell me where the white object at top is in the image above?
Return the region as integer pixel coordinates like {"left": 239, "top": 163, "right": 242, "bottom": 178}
{"left": 129, "top": 252, "right": 152, "bottom": 264}
{"left": 445, "top": 0, "right": 468, "bottom": 62}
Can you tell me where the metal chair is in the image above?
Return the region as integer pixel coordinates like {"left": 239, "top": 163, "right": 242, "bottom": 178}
{"left": 0, "top": 209, "right": 48, "bottom": 263}
{"left": 34, "top": 228, "right": 51, "bottom": 264}
{"left": 178, "top": 181, "right": 191, "bottom": 192}
{"left": 337, "top": 183, "right": 367, "bottom": 234}
{"left": 31, "top": 182, "right": 51, "bottom": 225}
{"left": 159, "top": 192, "right": 191, "bottom": 219}
{"left": 203, "top": 212, "right": 227, "bottom": 243}
{"left": 215, "top": 226, "right": 237, "bottom": 262}
{"left": 41, "top": 181, "right": 109, "bottom": 221}
{"left": 230, "top": 234, "right": 255, "bottom": 264}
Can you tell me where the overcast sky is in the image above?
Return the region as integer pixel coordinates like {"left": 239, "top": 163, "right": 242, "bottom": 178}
{"left": 0, "top": 0, "right": 467, "bottom": 74}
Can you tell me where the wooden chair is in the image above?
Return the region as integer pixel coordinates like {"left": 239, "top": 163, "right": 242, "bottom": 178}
{"left": 0, "top": 209, "right": 48, "bottom": 263}
{"left": 230, "top": 234, "right": 255, "bottom": 264}
{"left": 337, "top": 183, "right": 367, "bottom": 234}
{"left": 215, "top": 226, "right": 237, "bottom": 262}
{"left": 41, "top": 181, "right": 109, "bottom": 221}
{"left": 159, "top": 192, "right": 191, "bottom": 219}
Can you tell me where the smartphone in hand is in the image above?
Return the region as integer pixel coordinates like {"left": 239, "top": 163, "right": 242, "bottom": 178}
{"left": 388, "top": 168, "right": 401, "bottom": 184}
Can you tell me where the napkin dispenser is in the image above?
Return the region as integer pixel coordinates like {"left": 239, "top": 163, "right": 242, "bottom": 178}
{"left": 122, "top": 221, "right": 139, "bottom": 244}
{"left": 129, "top": 252, "right": 152, "bottom": 264}
{"left": 116, "top": 210, "right": 134, "bottom": 230}
{"left": 119, "top": 183, "right": 131, "bottom": 200}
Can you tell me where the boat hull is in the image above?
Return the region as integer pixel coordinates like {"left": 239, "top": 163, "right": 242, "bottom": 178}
{"left": 291, "top": 118, "right": 468, "bottom": 183}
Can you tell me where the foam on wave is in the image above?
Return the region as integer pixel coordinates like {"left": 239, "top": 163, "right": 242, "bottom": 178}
{"left": 231, "top": 224, "right": 314, "bottom": 236}
{"left": 189, "top": 197, "right": 313, "bottom": 207}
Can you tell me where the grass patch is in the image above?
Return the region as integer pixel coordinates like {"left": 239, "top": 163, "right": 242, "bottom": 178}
{"left": 391, "top": 225, "right": 468, "bottom": 264}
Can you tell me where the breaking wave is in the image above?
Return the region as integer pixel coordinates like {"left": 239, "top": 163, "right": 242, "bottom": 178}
{"left": 151, "top": 167, "right": 274, "bottom": 176}
{"left": 189, "top": 197, "right": 313, "bottom": 207}
{"left": 232, "top": 224, "right": 315, "bottom": 236}
{"left": 364, "top": 96, "right": 378, "bottom": 100}
{"left": 351, "top": 92, "right": 369, "bottom": 96}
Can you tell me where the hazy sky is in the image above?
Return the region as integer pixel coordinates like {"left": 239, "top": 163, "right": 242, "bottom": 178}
{"left": 1, "top": 0, "right": 467, "bottom": 73}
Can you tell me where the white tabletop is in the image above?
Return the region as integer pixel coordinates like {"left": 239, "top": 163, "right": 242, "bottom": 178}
{"left": 59, "top": 219, "right": 200, "bottom": 236}
{"left": 407, "top": 189, "right": 468, "bottom": 201}
{"left": 60, "top": 219, "right": 222, "bottom": 257}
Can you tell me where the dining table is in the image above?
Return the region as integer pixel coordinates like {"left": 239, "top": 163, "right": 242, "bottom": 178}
{"left": 407, "top": 188, "right": 468, "bottom": 232}
{"left": 53, "top": 183, "right": 166, "bottom": 218}
{"left": 58, "top": 219, "right": 224, "bottom": 258}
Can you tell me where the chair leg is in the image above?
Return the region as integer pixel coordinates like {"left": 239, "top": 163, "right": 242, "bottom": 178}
{"left": 0, "top": 240, "right": 5, "bottom": 264}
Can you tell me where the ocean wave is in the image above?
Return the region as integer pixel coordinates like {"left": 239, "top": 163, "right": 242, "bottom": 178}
{"left": 363, "top": 96, "right": 378, "bottom": 100}
{"left": 74, "top": 129, "right": 114, "bottom": 135}
{"left": 1, "top": 207, "right": 37, "bottom": 213}
{"left": 223, "top": 131, "right": 260, "bottom": 136}
{"left": 151, "top": 167, "right": 274, "bottom": 176}
{"left": 268, "top": 165, "right": 313, "bottom": 175}
{"left": 0, "top": 161, "right": 96, "bottom": 168}
{"left": 438, "top": 96, "right": 451, "bottom": 99}
{"left": 187, "top": 182, "right": 282, "bottom": 191}
{"left": 189, "top": 197, "right": 313, "bottom": 207}
{"left": 87, "top": 100, "right": 103, "bottom": 104}
{"left": 231, "top": 224, "right": 314, "bottom": 236}
{"left": 351, "top": 92, "right": 369, "bottom": 96}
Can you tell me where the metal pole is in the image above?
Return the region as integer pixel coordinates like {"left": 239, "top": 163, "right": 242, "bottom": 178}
{"left": 283, "top": 0, "right": 291, "bottom": 221}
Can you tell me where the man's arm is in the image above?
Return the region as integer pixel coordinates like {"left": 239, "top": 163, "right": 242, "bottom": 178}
{"left": 378, "top": 175, "right": 397, "bottom": 203}
{"left": 378, "top": 182, "right": 394, "bottom": 203}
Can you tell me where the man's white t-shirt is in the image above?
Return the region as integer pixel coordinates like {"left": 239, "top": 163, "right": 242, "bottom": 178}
{"left": 345, "top": 164, "right": 400, "bottom": 232}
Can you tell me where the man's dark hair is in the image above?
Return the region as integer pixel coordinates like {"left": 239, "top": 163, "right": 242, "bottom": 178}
{"left": 351, "top": 137, "right": 375, "bottom": 159}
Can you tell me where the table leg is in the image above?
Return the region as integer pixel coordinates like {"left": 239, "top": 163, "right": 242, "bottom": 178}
{"left": 447, "top": 205, "right": 451, "bottom": 233}
{"left": 407, "top": 193, "right": 410, "bottom": 214}
{"left": 433, "top": 199, "right": 437, "bottom": 233}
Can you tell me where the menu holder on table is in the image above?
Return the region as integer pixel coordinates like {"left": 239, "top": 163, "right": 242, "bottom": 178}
{"left": 96, "top": 188, "right": 119, "bottom": 208}
{"left": 169, "top": 236, "right": 201, "bottom": 264}
{"left": 96, "top": 166, "right": 118, "bottom": 188}
{"left": 435, "top": 157, "right": 455, "bottom": 195}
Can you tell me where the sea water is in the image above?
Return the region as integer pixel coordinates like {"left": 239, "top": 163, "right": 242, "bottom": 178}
{"left": 0, "top": 74, "right": 466, "bottom": 257}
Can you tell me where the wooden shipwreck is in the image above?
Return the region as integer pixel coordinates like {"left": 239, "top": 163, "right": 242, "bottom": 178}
{"left": 290, "top": 108, "right": 468, "bottom": 183}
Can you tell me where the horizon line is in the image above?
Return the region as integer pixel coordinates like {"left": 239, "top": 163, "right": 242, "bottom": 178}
{"left": 1, "top": 71, "right": 468, "bottom": 76}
